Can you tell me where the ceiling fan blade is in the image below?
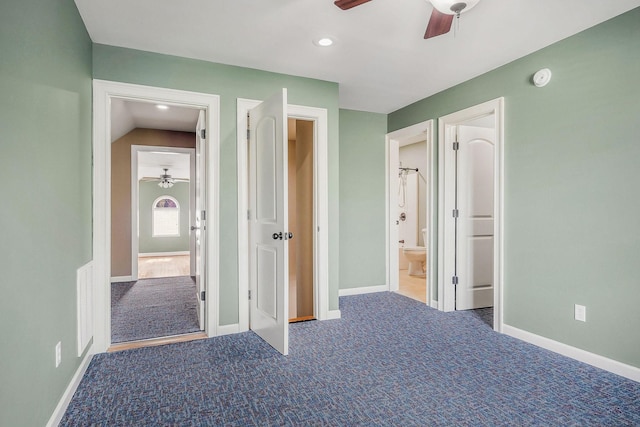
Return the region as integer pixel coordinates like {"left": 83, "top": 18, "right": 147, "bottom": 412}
{"left": 424, "top": 9, "right": 454, "bottom": 39}
{"left": 140, "top": 177, "right": 190, "bottom": 182}
{"left": 334, "top": 0, "right": 372, "bottom": 10}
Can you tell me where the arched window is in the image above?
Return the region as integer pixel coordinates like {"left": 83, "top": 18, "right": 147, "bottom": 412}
{"left": 153, "top": 196, "right": 180, "bottom": 237}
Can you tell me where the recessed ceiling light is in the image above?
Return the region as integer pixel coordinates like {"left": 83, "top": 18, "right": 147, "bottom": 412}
{"left": 314, "top": 37, "right": 334, "bottom": 47}
{"left": 156, "top": 104, "right": 169, "bottom": 110}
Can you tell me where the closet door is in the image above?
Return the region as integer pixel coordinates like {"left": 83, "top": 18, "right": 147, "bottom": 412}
{"left": 248, "top": 89, "right": 289, "bottom": 355}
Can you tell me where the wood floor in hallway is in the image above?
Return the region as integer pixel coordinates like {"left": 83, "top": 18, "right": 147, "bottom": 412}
{"left": 138, "top": 255, "right": 190, "bottom": 279}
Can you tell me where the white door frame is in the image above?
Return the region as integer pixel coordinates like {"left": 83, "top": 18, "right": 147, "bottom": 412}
{"left": 438, "top": 97, "right": 504, "bottom": 332}
{"left": 237, "top": 98, "right": 329, "bottom": 331}
{"left": 92, "top": 79, "right": 220, "bottom": 352}
{"left": 130, "top": 145, "right": 195, "bottom": 281}
{"left": 385, "top": 120, "right": 436, "bottom": 306}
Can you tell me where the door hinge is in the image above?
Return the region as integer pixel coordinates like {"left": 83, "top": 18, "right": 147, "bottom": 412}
{"left": 247, "top": 128, "right": 250, "bottom": 141}
{"left": 201, "top": 210, "right": 206, "bottom": 221}
{"left": 200, "top": 129, "right": 206, "bottom": 139}
{"left": 452, "top": 209, "right": 459, "bottom": 218}
{"left": 452, "top": 276, "right": 459, "bottom": 285}
{"left": 200, "top": 290, "right": 206, "bottom": 301}
{"left": 248, "top": 290, "right": 252, "bottom": 300}
{"left": 452, "top": 141, "right": 460, "bottom": 151}
{"left": 247, "top": 210, "right": 250, "bottom": 220}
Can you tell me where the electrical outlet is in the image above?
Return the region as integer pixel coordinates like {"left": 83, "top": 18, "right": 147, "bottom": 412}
{"left": 574, "top": 304, "right": 586, "bottom": 322}
{"left": 55, "top": 341, "right": 62, "bottom": 368}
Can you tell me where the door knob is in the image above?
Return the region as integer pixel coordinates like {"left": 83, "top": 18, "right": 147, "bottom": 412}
{"left": 272, "top": 232, "right": 283, "bottom": 240}
{"left": 190, "top": 226, "right": 200, "bottom": 231}
{"left": 286, "top": 232, "right": 294, "bottom": 240}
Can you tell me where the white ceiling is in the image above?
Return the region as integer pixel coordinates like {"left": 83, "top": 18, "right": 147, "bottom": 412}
{"left": 138, "top": 151, "right": 191, "bottom": 181}
{"left": 76, "top": 0, "right": 640, "bottom": 113}
{"left": 111, "top": 98, "right": 200, "bottom": 142}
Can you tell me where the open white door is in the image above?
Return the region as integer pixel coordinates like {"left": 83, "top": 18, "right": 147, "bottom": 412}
{"left": 194, "top": 110, "right": 207, "bottom": 329}
{"left": 455, "top": 125, "right": 495, "bottom": 310}
{"left": 248, "top": 89, "right": 289, "bottom": 355}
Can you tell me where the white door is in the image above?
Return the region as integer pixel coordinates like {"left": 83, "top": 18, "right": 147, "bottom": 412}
{"left": 193, "top": 110, "right": 206, "bottom": 329}
{"left": 249, "top": 89, "right": 289, "bottom": 355}
{"left": 455, "top": 125, "right": 495, "bottom": 310}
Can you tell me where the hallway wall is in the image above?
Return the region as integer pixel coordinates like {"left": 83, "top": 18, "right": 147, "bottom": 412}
{"left": 138, "top": 181, "right": 191, "bottom": 254}
{"left": 0, "top": 0, "right": 93, "bottom": 425}
{"left": 338, "top": 109, "right": 388, "bottom": 290}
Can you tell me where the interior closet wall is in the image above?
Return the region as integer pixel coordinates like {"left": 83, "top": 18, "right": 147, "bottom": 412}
{"left": 287, "top": 119, "right": 314, "bottom": 318}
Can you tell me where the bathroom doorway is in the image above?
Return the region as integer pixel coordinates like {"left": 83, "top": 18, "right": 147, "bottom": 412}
{"left": 287, "top": 118, "right": 315, "bottom": 322}
{"left": 386, "top": 120, "right": 436, "bottom": 306}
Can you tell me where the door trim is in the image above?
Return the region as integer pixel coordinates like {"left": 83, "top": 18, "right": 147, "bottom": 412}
{"left": 130, "top": 145, "right": 195, "bottom": 282}
{"left": 437, "top": 97, "right": 504, "bottom": 332}
{"left": 237, "top": 98, "right": 329, "bottom": 331}
{"left": 92, "top": 79, "right": 220, "bottom": 352}
{"left": 385, "top": 120, "right": 436, "bottom": 306}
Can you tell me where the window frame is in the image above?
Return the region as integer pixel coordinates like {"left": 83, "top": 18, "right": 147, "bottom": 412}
{"left": 152, "top": 195, "right": 181, "bottom": 237}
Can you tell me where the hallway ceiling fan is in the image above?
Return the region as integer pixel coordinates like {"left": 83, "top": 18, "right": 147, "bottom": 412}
{"left": 140, "top": 168, "right": 189, "bottom": 188}
{"left": 334, "top": 0, "right": 480, "bottom": 39}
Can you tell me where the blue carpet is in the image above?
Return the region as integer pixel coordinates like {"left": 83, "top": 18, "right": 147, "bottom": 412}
{"left": 111, "top": 276, "right": 200, "bottom": 343}
{"left": 63, "top": 292, "right": 640, "bottom": 426}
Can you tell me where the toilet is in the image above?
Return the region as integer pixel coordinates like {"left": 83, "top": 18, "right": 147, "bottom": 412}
{"left": 403, "top": 228, "right": 427, "bottom": 277}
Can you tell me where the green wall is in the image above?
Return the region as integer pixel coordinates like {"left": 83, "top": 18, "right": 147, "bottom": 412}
{"left": 139, "top": 182, "right": 191, "bottom": 254}
{"left": 339, "top": 109, "right": 388, "bottom": 289}
{"left": 389, "top": 8, "right": 640, "bottom": 367}
{"left": 93, "top": 44, "right": 341, "bottom": 322}
{"left": 0, "top": 0, "right": 93, "bottom": 425}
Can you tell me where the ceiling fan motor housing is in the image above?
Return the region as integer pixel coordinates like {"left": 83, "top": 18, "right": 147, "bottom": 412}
{"left": 430, "top": 0, "right": 480, "bottom": 15}
{"left": 450, "top": 2, "right": 467, "bottom": 14}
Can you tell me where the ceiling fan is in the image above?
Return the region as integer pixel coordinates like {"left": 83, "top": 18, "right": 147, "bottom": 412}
{"left": 140, "top": 168, "right": 189, "bottom": 188}
{"left": 334, "top": 0, "right": 480, "bottom": 39}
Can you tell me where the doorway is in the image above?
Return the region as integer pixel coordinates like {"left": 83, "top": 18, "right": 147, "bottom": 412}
{"left": 287, "top": 118, "right": 315, "bottom": 323}
{"left": 132, "top": 146, "right": 195, "bottom": 281}
{"left": 386, "top": 120, "right": 436, "bottom": 306}
{"left": 438, "top": 98, "right": 504, "bottom": 331}
{"left": 110, "top": 103, "right": 203, "bottom": 345}
{"left": 92, "top": 80, "right": 220, "bottom": 353}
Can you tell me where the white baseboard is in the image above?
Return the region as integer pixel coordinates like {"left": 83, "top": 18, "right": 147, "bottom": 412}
{"left": 326, "top": 309, "right": 342, "bottom": 320}
{"left": 339, "top": 285, "right": 388, "bottom": 297}
{"left": 46, "top": 347, "right": 94, "bottom": 427}
{"left": 502, "top": 324, "right": 640, "bottom": 383}
{"left": 139, "top": 251, "right": 189, "bottom": 257}
{"left": 110, "top": 275, "right": 133, "bottom": 283}
{"left": 217, "top": 323, "right": 240, "bottom": 336}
